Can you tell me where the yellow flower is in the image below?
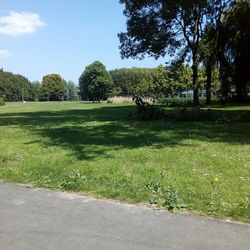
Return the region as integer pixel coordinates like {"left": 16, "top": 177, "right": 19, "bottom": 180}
{"left": 214, "top": 176, "right": 219, "bottom": 182}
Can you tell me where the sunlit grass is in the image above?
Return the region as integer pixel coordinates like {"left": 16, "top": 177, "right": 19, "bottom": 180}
{"left": 0, "top": 102, "right": 249, "bottom": 222}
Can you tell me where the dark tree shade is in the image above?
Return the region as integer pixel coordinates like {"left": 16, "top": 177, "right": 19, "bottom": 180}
{"left": 218, "top": 1, "right": 250, "bottom": 101}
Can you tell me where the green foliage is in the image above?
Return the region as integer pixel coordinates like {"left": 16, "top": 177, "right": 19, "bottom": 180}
{"left": 110, "top": 67, "right": 153, "bottom": 97}
{"left": 162, "top": 107, "right": 250, "bottom": 123}
{"left": 118, "top": 1, "right": 205, "bottom": 59}
{"left": 30, "top": 81, "right": 41, "bottom": 101}
{"left": 59, "top": 170, "right": 87, "bottom": 190}
{"left": 158, "top": 98, "right": 195, "bottom": 107}
{"left": 168, "top": 64, "right": 193, "bottom": 96}
{"left": 67, "top": 81, "right": 79, "bottom": 101}
{"left": 118, "top": 0, "right": 212, "bottom": 105}
{"left": 40, "top": 74, "right": 65, "bottom": 101}
{"left": 218, "top": 1, "right": 250, "bottom": 101}
{"left": 134, "top": 96, "right": 163, "bottom": 120}
{"left": 0, "top": 70, "right": 79, "bottom": 102}
{"left": 151, "top": 65, "right": 171, "bottom": 98}
{"left": 145, "top": 172, "right": 183, "bottom": 211}
{"left": 159, "top": 186, "right": 180, "bottom": 211}
{"left": 0, "top": 70, "right": 32, "bottom": 101}
{"left": 0, "top": 97, "right": 5, "bottom": 106}
{"left": 110, "top": 64, "right": 195, "bottom": 99}
{"left": 79, "top": 61, "right": 113, "bottom": 101}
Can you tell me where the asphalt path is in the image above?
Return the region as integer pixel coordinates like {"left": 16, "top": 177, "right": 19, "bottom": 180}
{"left": 0, "top": 182, "right": 249, "bottom": 250}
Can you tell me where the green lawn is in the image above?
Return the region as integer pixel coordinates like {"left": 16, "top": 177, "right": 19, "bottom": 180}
{"left": 0, "top": 102, "right": 249, "bottom": 222}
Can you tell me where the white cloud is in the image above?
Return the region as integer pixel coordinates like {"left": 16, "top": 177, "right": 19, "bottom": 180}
{"left": 0, "top": 49, "right": 11, "bottom": 58}
{"left": 0, "top": 11, "right": 45, "bottom": 36}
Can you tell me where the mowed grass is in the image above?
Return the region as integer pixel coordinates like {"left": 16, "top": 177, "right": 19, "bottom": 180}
{"left": 0, "top": 102, "right": 249, "bottom": 222}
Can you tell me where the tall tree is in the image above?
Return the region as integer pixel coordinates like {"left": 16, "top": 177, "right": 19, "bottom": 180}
{"left": 79, "top": 61, "right": 113, "bottom": 102}
{"left": 118, "top": 0, "right": 209, "bottom": 105}
{"left": 40, "top": 74, "right": 65, "bottom": 101}
{"left": 218, "top": 1, "right": 250, "bottom": 101}
{"left": 199, "top": 0, "right": 232, "bottom": 102}
{"left": 200, "top": 27, "right": 217, "bottom": 104}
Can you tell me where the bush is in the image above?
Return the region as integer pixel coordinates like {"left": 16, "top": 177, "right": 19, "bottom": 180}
{"left": 158, "top": 97, "right": 219, "bottom": 107}
{"left": 0, "top": 97, "right": 5, "bottom": 106}
{"left": 158, "top": 98, "right": 194, "bottom": 107}
{"left": 163, "top": 108, "right": 250, "bottom": 123}
{"left": 134, "top": 96, "right": 164, "bottom": 120}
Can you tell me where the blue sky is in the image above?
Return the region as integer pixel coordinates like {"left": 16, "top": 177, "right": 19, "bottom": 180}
{"left": 0, "top": 0, "right": 166, "bottom": 83}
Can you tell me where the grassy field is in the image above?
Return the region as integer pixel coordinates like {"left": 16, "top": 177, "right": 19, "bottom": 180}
{"left": 0, "top": 102, "right": 249, "bottom": 222}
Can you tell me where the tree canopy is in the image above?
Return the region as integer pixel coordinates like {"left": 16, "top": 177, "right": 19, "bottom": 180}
{"left": 40, "top": 74, "right": 66, "bottom": 101}
{"left": 217, "top": 1, "right": 250, "bottom": 101}
{"left": 110, "top": 64, "right": 195, "bottom": 98}
{"left": 118, "top": 0, "right": 213, "bottom": 105}
{"left": 0, "top": 70, "right": 32, "bottom": 102}
{"left": 79, "top": 61, "right": 113, "bottom": 102}
{"left": 118, "top": 0, "right": 250, "bottom": 104}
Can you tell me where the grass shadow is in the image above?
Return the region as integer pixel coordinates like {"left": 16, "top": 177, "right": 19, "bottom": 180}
{"left": 0, "top": 105, "right": 249, "bottom": 161}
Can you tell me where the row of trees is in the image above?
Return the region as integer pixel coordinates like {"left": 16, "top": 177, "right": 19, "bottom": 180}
{"left": 0, "top": 70, "right": 79, "bottom": 102}
{"left": 1, "top": 2, "right": 248, "bottom": 104}
{"left": 38, "top": 74, "right": 79, "bottom": 101}
{"left": 78, "top": 61, "right": 219, "bottom": 102}
{"left": 1, "top": 61, "right": 219, "bottom": 103}
{"left": 118, "top": 0, "right": 250, "bottom": 105}
{"left": 0, "top": 69, "right": 31, "bottom": 102}
{"left": 110, "top": 64, "right": 219, "bottom": 98}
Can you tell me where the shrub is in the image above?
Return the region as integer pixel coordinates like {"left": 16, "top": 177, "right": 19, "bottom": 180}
{"left": 0, "top": 97, "right": 5, "bottom": 106}
{"left": 159, "top": 186, "right": 179, "bottom": 211}
{"left": 158, "top": 98, "right": 194, "bottom": 107}
{"left": 163, "top": 108, "right": 250, "bottom": 123}
{"left": 144, "top": 172, "right": 183, "bottom": 211}
{"left": 158, "top": 97, "right": 219, "bottom": 107}
{"left": 134, "top": 96, "right": 164, "bottom": 120}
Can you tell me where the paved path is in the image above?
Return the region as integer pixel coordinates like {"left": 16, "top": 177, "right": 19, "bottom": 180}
{"left": 0, "top": 182, "right": 249, "bottom": 250}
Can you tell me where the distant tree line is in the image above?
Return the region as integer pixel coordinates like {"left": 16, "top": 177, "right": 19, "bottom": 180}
{"left": 1, "top": 62, "right": 220, "bottom": 103}
{"left": 109, "top": 64, "right": 219, "bottom": 98}
{"left": 0, "top": 2, "right": 248, "bottom": 104}
{"left": 78, "top": 61, "right": 219, "bottom": 102}
{"left": 0, "top": 69, "right": 79, "bottom": 102}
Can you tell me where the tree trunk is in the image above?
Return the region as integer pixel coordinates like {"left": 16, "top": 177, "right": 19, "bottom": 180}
{"left": 192, "top": 4, "right": 200, "bottom": 107}
{"left": 192, "top": 62, "right": 199, "bottom": 106}
{"left": 221, "top": 74, "right": 229, "bottom": 101}
{"left": 235, "top": 55, "right": 247, "bottom": 102}
{"left": 218, "top": 50, "right": 230, "bottom": 101}
{"left": 206, "top": 63, "right": 212, "bottom": 105}
{"left": 235, "top": 84, "right": 243, "bottom": 101}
